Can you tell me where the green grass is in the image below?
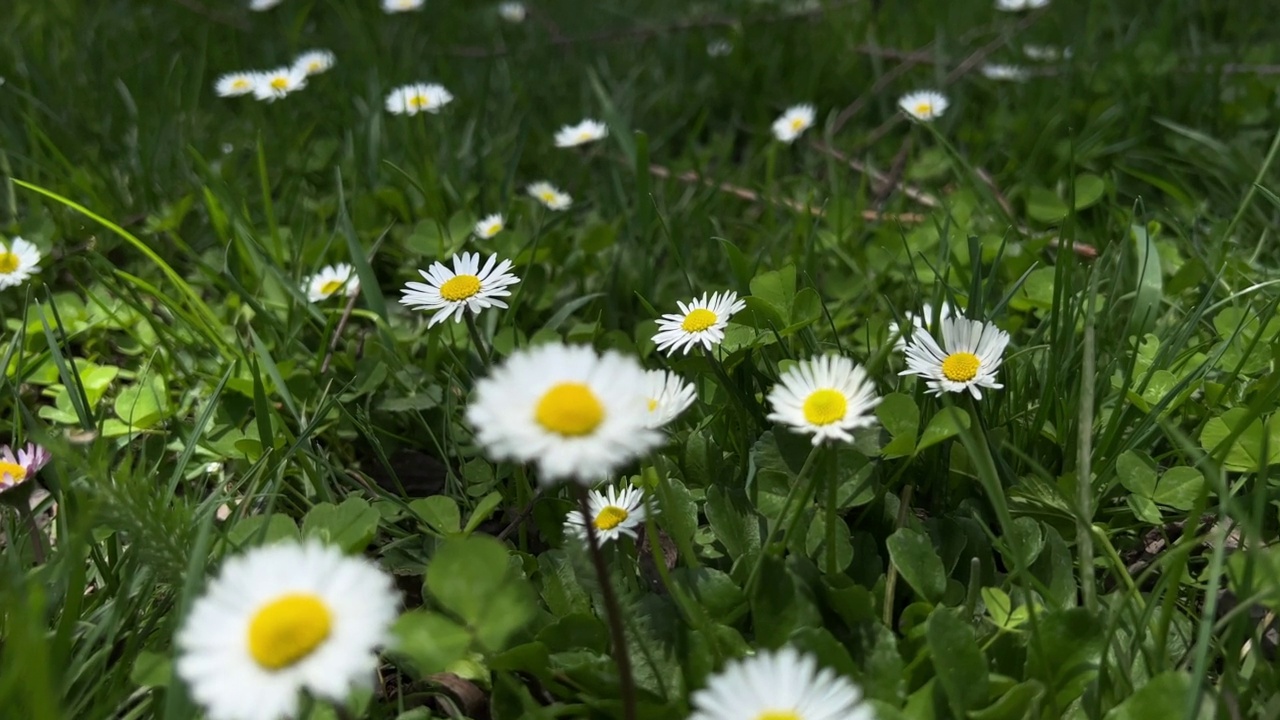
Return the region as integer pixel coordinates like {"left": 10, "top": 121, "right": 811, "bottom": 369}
{"left": 4, "top": 0, "right": 1280, "bottom": 718}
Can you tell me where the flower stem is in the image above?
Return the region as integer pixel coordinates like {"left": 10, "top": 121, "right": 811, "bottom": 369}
{"left": 743, "top": 443, "right": 823, "bottom": 596}
{"left": 825, "top": 450, "right": 839, "bottom": 576}
{"left": 574, "top": 484, "right": 637, "bottom": 720}
{"left": 882, "top": 482, "right": 914, "bottom": 627}
{"left": 463, "top": 313, "right": 492, "bottom": 368}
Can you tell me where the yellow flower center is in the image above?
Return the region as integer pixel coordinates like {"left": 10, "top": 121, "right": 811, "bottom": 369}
{"left": 941, "top": 351, "right": 981, "bottom": 382}
{"left": 308, "top": 62, "right": 322, "bottom": 72}
{"left": 756, "top": 711, "right": 802, "bottom": 720}
{"left": 0, "top": 461, "right": 27, "bottom": 486}
{"left": 246, "top": 593, "right": 332, "bottom": 671}
{"left": 681, "top": 308, "right": 717, "bottom": 332}
{"left": 539, "top": 191, "right": 557, "bottom": 203}
{"left": 318, "top": 279, "right": 343, "bottom": 296}
{"left": 594, "top": 505, "right": 629, "bottom": 530}
{"left": 914, "top": 102, "right": 933, "bottom": 117}
{"left": 232, "top": 78, "right": 251, "bottom": 90}
{"left": 790, "top": 117, "right": 805, "bottom": 131}
{"left": 802, "top": 389, "right": 847, "bottom": 426}
{"left": 0, "top": 252, "right": 20, "bottom": 274}
{"left": 578, "top": 131, "right": 594, "bottom": 141}
{"left": 270, "top": 76, "right": 289, "bottom": 91}
{"left": 439, "top": 274, "right": 481, "bottom": 301}
{"left": 647, "top": 398, "right": 659, "bottom": 412}
{"left": 535, "top": 382, "right": 605, "bottom": 437}
{"left": 409, "top": 94, "right": 427, "bottom": 109}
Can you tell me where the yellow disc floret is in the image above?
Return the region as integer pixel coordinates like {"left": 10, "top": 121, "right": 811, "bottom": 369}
{"left": 802, "top": 389, "right": 847, "bottom": 426}
{"left": 247, "top": 594, "right": 333, "bottom": 671}
{"left": 681, "top": 308, "right": 717, "bottom": 332}
{"left": 439, "top": 274, "right": 481, "bottom": 301}
{"left": 941, "top": 351, "right": 980, "bottom": 382}
{"left": 535, "top": 382, "right": 605, "bottom": 437}
{"left": 594, "top": 505, "right": 629, "bottom": 530}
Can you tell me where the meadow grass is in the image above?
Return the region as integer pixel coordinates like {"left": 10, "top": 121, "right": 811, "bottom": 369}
{"left": 3, "top": 0, "right": 1280, "bottom": 718}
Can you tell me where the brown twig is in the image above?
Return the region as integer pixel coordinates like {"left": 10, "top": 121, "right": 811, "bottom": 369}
{"left": 812, "top": 142, "right": 941, "bottom": 208}
{"left": 872, "top": 136, "right": 913, "bottom": 208}
{"left": 320, "top": 289, "right": 362, "bottom": 374}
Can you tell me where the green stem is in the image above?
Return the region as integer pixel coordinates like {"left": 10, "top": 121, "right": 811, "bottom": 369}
{"left": 744, "top": 444, "right": 823, "bottom": 595}
{"left": 882, "top": 483, "right": 914, "bottom": 627}
{"left": 574, "top": 485, "right": 637, "bottom": 720}
{"left": 1076, "top": 265, "right": 1100, "bottom": 613}
{"left": 463, "top": 312, "right": 492, "bottom": 368}
{"left": 825, "top": 450, "right": 839, "bottom": 576}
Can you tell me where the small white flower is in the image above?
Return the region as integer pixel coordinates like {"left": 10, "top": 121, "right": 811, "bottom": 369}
{"left": 888, "top": 301, "right": 955, "bottom": 353}
{"left": 995, "top": 0, "right": 1048, "bottom": 10}
{"left": 497, "top": 2, "right": 526, "bottom": 22}
{"left": 690, "top": 646, "right": 873, "bottom": 720}
{"left": 652, "top": 291, "right": 746, "bottom": 356}
{"left": 1022, "top": 44, "right": 1072, "bottom": 61}
{"left": 385, "top": 83, "right": 454, "bottom": 115}
{"left": 644, "top": 370, "right": 696, "bottom": 429}
{"left": 898, "top": 90, "right": 948, "bottom": 121}
{"left": 399, "top": 252, "right": 520, "bottom": 327}
{"left": 249, "top": 0, "right": 284, "bottom": 10}
{"left": 0, "top": 237, "right": 41, "bottom": 290}
{"left": 900, "top": 316, "right": 1011, "bottom": 399}
{"left": 474, "top": 213, "right": 506, "bottom": 239}
{"left": 766, "top": 355, "right": 880, "bottom": 445}
{"left": 527, "top": 181, "right": 572, "bottom": 210}
{"left": 0, "top": 442, "right": 51, "bottom": 494}
{"left": 293, "top": 50, "right": 336, "bottom": 76}
{"left": 253, "top": 66, "right": 307, "bottom": 101}
{"left": 564, "top": 484, "right": 647, "bottom": 544}
{"left": 216, "top": 72, "right": 260, "bottom": 97}
{"left": 706, "top": 39, "right": 734, "bottom": 57}
{"left": 980, "top": 63, "right": 1031, "bottom": 81}
{"left": 382, "top": 0, "right": 424, "bottom": 12}
{"left": 554, "top": 119, "right": 608, "bottom": 148}
{"left": 304, "top": 264, "right": 360, "bottom": 303}
{"left": 772, "top": 104, "right": 816, "bottom": 143}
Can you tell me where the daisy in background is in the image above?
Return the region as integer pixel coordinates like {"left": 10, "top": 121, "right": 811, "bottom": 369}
{"left": 888, "top": 301, "right": 955, "bottom": 353}
{"left": 304, "top": 264, "right": 359, "bottom": 303}
{"left": 555, "top": 119, "right": 608, "bottom": 148}
{"left": 216, "top": 71, "right": 259, "bottom": 98}
{"left": 385, "top": 83, "right": 454, "bottom": 116}
{"left": 250, "top": 0, "right": 284, "bottom": 9}
{"left": 980, "top": 63, "right": 1031, "bottom": 82}
{"left": 399, "top": 252, "right": 519, "bottom": 327}
{"left": 1022, "top": 44, "right": 1072, "bottom": 61}
{"left": 690, "top": 646, "right": 873, "bottom": 720}
{"left": 382, "top": 0, "right": 424, "bottom": 12}
{"left": 900, "top": 315, "right": 1011, "bottom": 399}
{"left": 652, "top": 291, "right": 746, "bottom": 356}
{"left": 564, "top": 484, "right": 647, "bottom": 544}
{"left": 772, "top": 104, "right": 815, "bottom": 143}
{"left": 527, "top": 181, "right": 572, "bottom": 210}
{"left": 644, "top": 370, "right": 697, "bottom": 429}
{"left": 497, "top": 2, "right": 526, "bottom": 22}
{"left": 474, "top": 213, "right": 505, "bottom": 240}
{"left": 293, "top": 50, "right": 336, "bottom": 77}
{"left": 766, "top": 355, "right": 879, "bottom": 445}
{"left": 0, "top": 237, "right": 42, "bottom": 290}
{"left": 466, "top": 343, "right": 662, "bottom": 485}
{"left": 0, "top": 443, "right": 51, "bottom": 496}
{"left": 995, "top": 0, "right": 1048, "bottom": 10}
{"left": 176, "top": 542, "right": 399, "bottom": 720}
{"left": 253, "top": 66, "right": 307, "bottom": 101}
{"left": 898, "top": 90, "right": 949, "bottom": 122}
{"left": 706, "top": 39, "right": 733, "bottom": 57}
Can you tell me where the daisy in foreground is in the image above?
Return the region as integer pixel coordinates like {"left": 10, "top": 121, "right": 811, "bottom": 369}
{"left": 888, "top": 301, "right": 955, "bottom": 353}
{"left": 689, "top": 646, "right": 873, "bottom": 720}
{"left": 652, "top": 291, "right": 746, "bottom": 356}
{"left": 304, "top": 264, "right": 359, "bottom": 303}
{"left": 293, "top": 50, "right": 336, "bottom": 76}
{"left": 175, "top": 542, "right": 399, "bottom": 720}
{"left": 767, "top": 355, "right": 879, "bottom": 445}
{"left": 474, "top": 213, "right": 505, "bottom": 239}
{"left": 644, "top": 369, "right": 697, "bottom": 429}
{"left": 216, "top": 72, "right": 259, "bottom": 98}
{"left": 385, "top": 83, "right": 454, "bottom": 115}
{"left": 527, "top": 181, "right": 572, "bottom": 210}
{"left": 555, "top": 119, "right": 608, "bottom": 148}
{"left": 466, "top": 343, "right": 662, "bottom": 485}
{"left": 382, "top": 0, "right": 424, "bottom": 12}
{"left": 564, "top": 484, "right": 647, "bottom": 544}
{"left": 0, "top": 237, "right": 42, "bottom": 289}
{"left": 399, "top": 252, "right": 519, "bottom": 327}
{"left": 900, "top": 316, "right": 1011, "bottom": 399}
{"left": 772, "top": 104, "right": 815, "bottom": 143}
{"left": 0, "top": 443, "right": 51, "bottom": 495}
{"left": 253, "top": 67, "right": 307, "bottom": 101}
{"left": 898, "top": 90, "right": 948, "bottom": 122}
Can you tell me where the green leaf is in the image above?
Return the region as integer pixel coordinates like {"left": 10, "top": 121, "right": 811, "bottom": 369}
{"left": 1153, "top": 466, "right": 1204, "bottom": 510}
{"left": 704, "top": 486, "right": 760, "bottom": 561}
{"left": 391, "top": 610, "right": 472, "bottom": 674}
{"left": 1116, "top": 450, "right": 1157, "bottom": 497}
{"left": 1129, "top": 223, "right": 1163, "bottom": 336}
{"left": 886, "top": 527, "right": 946, "bottom": 603}
{"left": 130, "top": 650, "right": 172, "bottom": 689}
{"left": 915, "top": 407, "right": 970, "bottom": 454}
{"left": 426, "top": 536, "right": 537, "bottom": 651}
{"left": 926, "top": 608, "right": 989, "bottom": 716}
{"left": 409, "top": 496, "right": 462, "bottom": 535}
{"left": 301, "top": 497, "right": 380, "bottom": 553}
{"left": 674, "top": 567, "right": 747, "bottom": 618}
{"left": 748, "top": 264, "right": 797, "bottom": 321}
{"left": 751, "top": 555, "right": 816, "bottom": 648}
{"left": 1024, "top": 608, "right": 1104, "bottom": 708}
{"left": 876, "top": 393, "right": 918, "bottom": 459}
{"left": 1199, "top": 409, "right": 1280, "bottom": 472}
{"left": 113, "top": 373, "right": 169, "bottom": 429}
{"left": 464, "top": 492, "right": 505, "bottom": 535}
{"left": 1073, "top": 173, "right": 1107, "bottom": 210}
{"left": 1103, "top": 671, "right": 1213, "bottom": 720}
{"left": 1026, "top": 187, "right": 1069, "bottom": 223}
{"left": 968, "top": 680, "right": 1045, "bottom": 720}
{"left": 225, "top": 514, "right": 300, "bottom": 549}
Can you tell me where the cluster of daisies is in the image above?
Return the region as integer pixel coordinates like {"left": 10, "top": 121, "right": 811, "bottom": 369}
{"left": 249, "top": 0, "right": 527, "bottom": 20}
{"left": 215, "top": 50, "right": 335, "bottom": 102}
{"left": 0, "top": 236, "right": 42, "bottom": 291}
{"left": 770, "top": 89, "right": 949, "bottom": 143}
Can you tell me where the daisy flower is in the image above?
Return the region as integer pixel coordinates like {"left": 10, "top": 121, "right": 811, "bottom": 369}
{"left": 0, "top": 443, "right": 51, "bottom": 495}
{"left": 564, "top": 484, "right": 647, "bottom": 544}
{"left": 527, "top": 181, "right": 572, "bottom": 210}
{"left": 980, "top": 63, "right": 1031, "bottom": 81}
{"left": 706, "top": 39, "right": 734, "bottom": 57}
{"left": 644, "top": 370, "right": 697, "bottom": 429}
{"left": 304, "top": 264, "right": 360, "bottom": 303}
{"left": 766, "top": 355, "right": 880, "bottom": 445}
{"left": 176, "top": 542, "right": 399, "bottom": 720}
{"left": 995, "top": 0, "right": 1048, "bottom": 10}
{"left": 1022, "top": 44, "right": 1072, "bottom": 61}
{"left": 690, "top": 646, "right": 873, "bottom": 720}
{"left": 253, "top": 67, "right": 307, "bottom": 101}
{"left": 0, "top": 237, "right": 42, "bottom": 290}
{"left": 474, "top": 213, "right": 505, "bottom": 239}
{"left": 652, "top": 291, "right": 746, "bottom": 356}
{"left": 385, "top": 83, "right": 454, "bottom": 115}
{"left": 250, "top": 0, "right": 283, "bottom": 9}
{"left": 216, "top": 72, "right": 260, "bottom": 97}
{"left": 898, "top": 90, "right": 949, "bottom": 122}
{"left": 293, "top": 50, "right": 336, "bottom": 76}
{"left": 888, "top": 301, "right": 955, "bottom": 353}
{"left": 466, "top": 343, "right": 662, "bottom": 485}
{"left": 497, "top": 2, "right": 527, "bottom": 22}
{"left": 771, "top": 104, "right": 815, "bottom": 143}
{"left": 554, "top": 119, "right": 608, "bottom": 148}
{"left": 382, "top": 0, "right": 424, "bottom": 12}
{"left": 399, "top": 252, "right": 519, "bottom": 327}
{"left": 900, "top": 316, "right": 1011, "bottom": 399}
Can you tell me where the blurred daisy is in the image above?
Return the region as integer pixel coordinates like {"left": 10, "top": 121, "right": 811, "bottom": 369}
{"left": 996, "top": 0, "right": 1048, "bottom": 10}
{"left": 253, "top": 67, "right": 307, "bottom": 101}
{"left": 652, "top": 291, "right": 746, "bottom": 356}
{"left": 382, "top": 0, "right": 424, "bottom": 12}
{"left": 644, "top": 370, "right": 696, "bottom": 429}
{"left": 216, "top": 72, "right": 260, "bottom": 97}
{"left": 250, "top": 0, "right": 284, "bottom": 9}
{"left": 0, "top": 237, "right": 41, "bottom": 290}
{"left": 690, "top": 646, "right": 872, "bottom": 720}
{"left": 555, "top": 119, "right": 608, "bottom": 148}
{"left": 399, "top": 252, "right": 519, "bottom": 327}
{"left": 766, "top": 355, "right": 879, "bottom": 445}
{"left": 564, "top": 484, "right": 647, "bottom": 544}
{"left": 385, "top": 83, "right": 454, "bottom": 115}
{"left": 1022, "top": 44, "right": 1072, "bottom": 61}
{"left": 474, "top": 213, "right": 505, "bottom": 239}
{"left": 293, "top": 50, "right": 336, "bottom": 76}
{"left": 707, "top": 39, "right": 734, "bottom": 57}
{"left": 980, "top": 63, "right": 1031, "bottom": 81}
{"left": 898, "top": 90, "right": 948, "bottom": 121}
{"left": 527, "top": 181, "right": 572, "bottom": 210}
{"left": 900, "top": 316, "right": 1011, "bottom": 399}
{"left": 772, "top": 104, "right": 815, "bottom": 143}
{"left": 0, "top": 443, "right": 51, "bottom": 495}
{"left": 466, "top": 343, "right": 662, "bottom": 485}
{"left": 304, "top": 264, "right": 359, "bottom": 303}
{"left": 888, "top": 301, "right": 955, "bottom": 353}
{"left": 497, "top": 2, "right": 526, "bottom": 22}
{"left": 176, "top": 542, "right": 399, "bottom": 720}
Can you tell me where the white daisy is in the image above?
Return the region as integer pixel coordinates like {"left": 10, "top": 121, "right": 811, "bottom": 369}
{"left": 900, "top": 316, "right": 1011, "bottom": 399}
{"left": 651, "top": 291, "right": 746, "bottom": 356}
{"left": 304, "top": 264, "right": 359, "bottom": 303}
{"left": 898, "top": 90, "right": 949, "bottom": 122}
{"left": 771, "top": 104, "right": 816, "bottom": 143}
{"left": 175, "top": 542, "right": 399, "bottom": 720}
{"left": 706, "top": 39, "right": 734, "bottom": 57}
{"left": 474, "top": 213, "right": 505, "bottom": 239}
{"left": 690, "top": 646, "right": 872, "bottom": 720}
{"left": 382, "top": 0, "right": 424, "bottom": 12}
{"left": 0, "top": 237, "right": 41, "bottom": 290}
{"left": 564, "top": 484, "right": 647, "bottom": 544}
{"left": 497, "top": 2, "right": 527, "bottom": 22}
{"left": 526, "top": 181, "right": 572, "bottom": 210}
{"left": 399, "top": 252, "right": 519, "bottom": 327}
{"left": 644, "top": 370, "right": 696, "bottom": 429}
{"left": 995, "top": 0, "right": 1048, "bottom": 10}
{"left": 293, "top": 50, "right": 336, "bottom": 76}
{"left": 0, "top": 443, "right": 51, "bottom": 495}
{"left": 554, "top": 119, "right": 608, "bottom": 148}
{"left": 766, "top": 355, "right": 880, "bottom": 445}
{"left": 216, "top": 72, "right": 260, "bottom": 97}
{"left": 980, "top": 63, "right": 1031, "bottom": 81}
{"left": 1022, "top": 44, "right": 1072, "bottom": 61}
{"left": 466, "top": 343, "right": 662, "bottom": 485}
{"left": 249, "top": 0, "right": 283, "bottom": 10}
{"left": 385, "top": 83, "right": 454, "bottom": 115}
{"left": 253, "top": 67, "right": 307, "bottom": 101}
{"left": 888, "top": 301, "right": 955, "bottom": 353}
